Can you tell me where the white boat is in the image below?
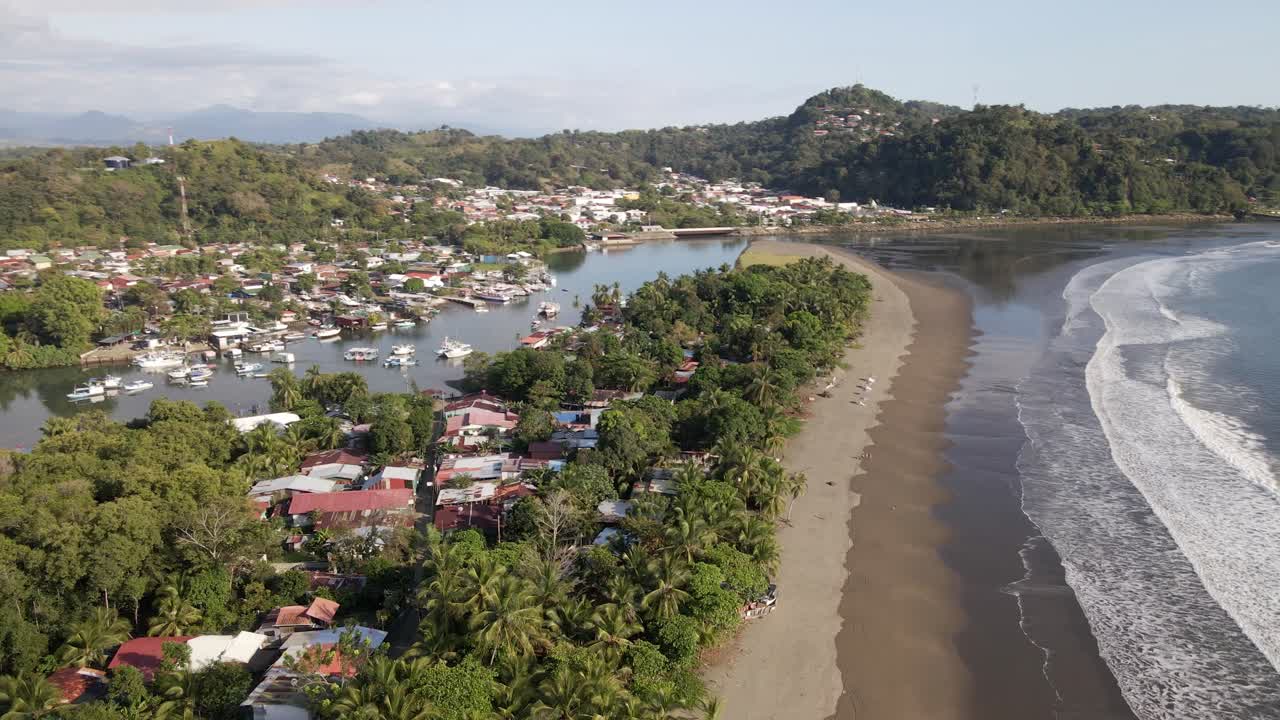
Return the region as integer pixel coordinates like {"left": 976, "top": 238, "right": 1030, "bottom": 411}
{"left": 235, "top": 362, "right": 263, "bottom": 376}
{"left": 344, "top": 347, "right": 379, "bottom": 361}
{"left": 123, "top": 380, "right": 153, "bottom": 392}
{"left": 394, "top": 319, "right": 416, "bottom": 329}
{"left": 437, "top": 337, "right": 472, "bottom": 359}
{"left": 188, "top": 366, "right": 213, "bottom": 381}
{"left": 132, "top": 350, "right": 185, "bottom": 369}
{"left": 314, "top": 327, "right": 341, "bottom": 339}
{"left": 90, "top": 375, "right": 123, "bottom": 389}
{"left": 168, "top": 366, "right": 193, "bottom": 380}
{"left": 247, "top": 342, "right": 274, "bottom": 353}
{"left": 252, "top": 372, "right": 271, "bottom": 378}
{"left": 223, "top": 348, "right": 243, "bottom": 359}
{"left": 369, "top": 322, "right": 388, "bottom": 331}
{"left": 538, "top": 301, "right": 560, "bottom": 317}
{"left": 391, "top": 344, "right": 415, "bottom": 356}
{"left": 283, "top": 332, "right": 306, "bottom": 342}
{"left": 384, "top": 356, "right": 418, "bottom": 368}
{"left": 272, "top": 352, "right": 295, "bottom": 364}
{"left": 189, "top": 379, "right": 208, "bottom": 388}
{"left": 67, "top": 383, "right": 105, "bottom": 400}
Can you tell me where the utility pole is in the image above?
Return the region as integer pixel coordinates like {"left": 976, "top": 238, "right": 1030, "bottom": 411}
{"left": 169, "top": 127, "right": 192, "bottom": 239}
{"left": 972, "top": 84, "right": 981, "bottom": 109}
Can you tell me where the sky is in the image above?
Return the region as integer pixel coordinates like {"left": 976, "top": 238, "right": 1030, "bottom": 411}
{"left": 3, "top": 0, "right": 1277, "bottom": 136}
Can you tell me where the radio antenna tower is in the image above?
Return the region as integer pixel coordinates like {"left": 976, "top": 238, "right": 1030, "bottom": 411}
{"left": 168, "top": 127, "right": 192, "bottom": 238}
{"left": 972, "top": 84, "right": 980, "bottom": 108}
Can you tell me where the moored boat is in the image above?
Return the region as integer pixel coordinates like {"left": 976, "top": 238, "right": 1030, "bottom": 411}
{"left": 437, "top": 337, "right": 472, "bottom": 359}
{"left": 344, "top": 347, "right": 379, "bottom": 361}
{"left": 67, "top": 383, "right": 105, "bottom": 400}
{"left": 272, "top": 352, "right": 295, "bottom": 364}
{"left": 132, "top": 350, "right": 185, "bottom": 369}
{"left": 392, "top": 344, "right": 415, "bottom": 356}
{"left": 314, "top": 327, "right": 341, "bottom": 339}
{"left": 123, "top": 379, "right": 153, "bottom": 393}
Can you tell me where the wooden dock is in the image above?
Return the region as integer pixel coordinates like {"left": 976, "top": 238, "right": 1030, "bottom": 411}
{"left": 444, "top": 295, "right": 486, "bottom": 309}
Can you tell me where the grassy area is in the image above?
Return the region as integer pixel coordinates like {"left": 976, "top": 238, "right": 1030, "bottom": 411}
{"left": 737, "top": 248, "right": 807, "bottom": 268}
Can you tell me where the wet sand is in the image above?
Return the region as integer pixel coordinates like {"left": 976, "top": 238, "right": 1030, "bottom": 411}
{"left": 705, "top": 240, "right": 975, "bottom": 718}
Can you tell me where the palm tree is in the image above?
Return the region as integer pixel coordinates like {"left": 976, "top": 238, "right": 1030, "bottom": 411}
{"left": 58, "top": 607, "right": 132, "bottom": 668}
{"left": 524, "top": 557, "right": 570, "bottom": 619}
{"left": 528, "top": 664, "right": 585, "bottom": 720}
{"left": 664, "top": 509, "right": 714, "bottom": 563}
{"left": 464, "top": 554, "right": 509, "bottom": 611}
{"left": 734, "top": 516, "right": 780, "bottom": 573}
{"left": 0, "top": 672, "right": 60, "bottom": 719}
{"left": 280, "top": 423, "right": 315, "bottom": 460}
{"left": 469, "top": 576, "right": 546, "bottom": 665}
{"left": 147, "top": 585, "right": 202, "bottom": 637}
{"left": 641, "top": 555, "right": 690, "bottom": 621}
{"left": 269, "top": 368, "right": 302, "bottom": 411}
{"left": 784, "top": 471, "right": 808, "bottom": 521}
{"left": 589, "top": 603, "right": 642, "bottom": 663}
{"left": 545, "top": 595, "right": 594, "bottom": 642}
{"left": 701, "top": 696, "right": 725, "bottom": 720}
{"left": 302, "top": 364, "right": 328, "bottom": 403}
{"left": 743, "top": 365, "right": 780, "bottom": 406}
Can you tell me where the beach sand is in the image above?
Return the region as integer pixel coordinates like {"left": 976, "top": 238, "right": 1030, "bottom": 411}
{"left": 704, "top": 239, "right": 974, "bottom": 719}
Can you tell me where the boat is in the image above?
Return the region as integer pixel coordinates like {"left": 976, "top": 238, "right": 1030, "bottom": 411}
{"left": 223, "top": 348, "right": 243, "bottom": 360}
{"left": 168, "top": 366, "right": 194, "bottom": 380}
{"left": 391, "top": 344, "right": 415, "bottom": 356}
{"left": 474, "top": 304, "right": 489, "bottom": 313}
{"left": 474, "top": 288, "right": 513, "bottom": 303}
{"left": 272, "top": 352, "right": 295, "bottom": 364}
{"left": 314, "top": 327, "right": 341, "bottom": 339}
{"left": 90, "top": 375, "right": 123, "bottom": 390}
{"left": 235, "top": 362, "right": 263, "bottom": 376}
{"left": 123, "top": 380, "right": 153, "bottom": 393}
{"left": 253, "top": 372, "right": 271, "bottom": 378}
{"left": 344, "top": 347, "right": 379, "bottom": 361}
{"left": 189, "top": 379, "right": 209, "bottom": 388}
{"left": 132, "top": 350, "right": 185, "bottom": 369}
{"left": 247, "top": 342, "right": 274, "bottom": 353}
{"left": 384, "top": 356, "right": 418, "bottom": 368}
{"left": 67, "top": 383, "right": 106, "bottom": 400}
{"left": 394, "top": 319, "right": 416, "bottom": 329}
{"left": 437, "top": 337, "right": 473, "bottom": 359}
{"left": 283, "top": 332, "right": 306, "bottom": 342}
{"left": 188, "top": 366, "right": 213, "bottom": 381}
{"left": 538, "top": 301, "right": 560, "bottom": 317}
{"left": 369, "top": 321, "right": 388, "bottom": 331}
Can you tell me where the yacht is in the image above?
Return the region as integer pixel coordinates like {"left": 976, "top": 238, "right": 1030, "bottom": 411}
{"left": 474, "top": 288, "right": 513, "bottom": 304}
{"left": 168, "top": 366, "right": 194, "bottom": 380}
{"left": 247, "top": 341, "right": 274, "bottom": 353}
{"left": 384, "top": 356, "right": 418, "bottom": 368}
{"left": 187, "top": 366, "right": 213, "bottom": 381}
{"left": 437, "top": 337, "right": 473, "bottom": 359}
{"left": 235, "top": 362, "right": 263, "bottom": 376}
{"left": 122, "top": 379, "right": 153, "bottom": 393}
{"left": 344, "top": 347, "right": 379, "bottom": 361}
{"left": 132, "top": 350, "right": 185, "bottom": 369}
{"left": 314, "top": 327, "right": 341, "bottom": 339}
{"left": 67, "top": 383, "right": 106, "bottom": 401}
{"left": 391, "top": 344, "right": 415, "bottom": 356}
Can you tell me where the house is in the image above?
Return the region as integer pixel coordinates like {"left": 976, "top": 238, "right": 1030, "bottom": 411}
{"left": 632, "top": 467, "right": 679, "bottom": 496}
{"left": 242, "top": 627, "right": 387, "bottom": 720}
{"left": 597, "top": 499, "right": 632, "bottom": 524}
{"left": 284, "top": 488, "right": 415, "bottom": 529}
{"left": 527, "top": 440, "right": 567, "bottom": 461}
{"left": 433, "top": 453, "right": 511, "bottom": 485}
{"left": 187, "top": 631, "right": 271, "bottom": 670}
{"left": 249, "top": 475, "right": 338, "bottom": 500}
{"left": 363, "top": 465, "right": 420, "bottom": 491}
{"left": 103, "top": 156, "right": 131, "bottom": 169}
{"left": 46, "top": 667, "right": 106, "bottom": 705}
{"left": 441, "top": 407, "right": 519, "bottom": 448}
{"left": 299, "top": 448, "right": 368, "bottom": 483}
{"left": 257, "top": 598, "right": 341, "bottom": 638}
{"left": 441, "top": 392, "right": 510, "bottom": 418}
{"left": 433, "top": 481, "right": 536, "bottom": 533}
{"left": 108, "top": 636, "right": 193, "bottom": 680}
{"left": 584, "top": 389, "right": 643, "bottom": 409}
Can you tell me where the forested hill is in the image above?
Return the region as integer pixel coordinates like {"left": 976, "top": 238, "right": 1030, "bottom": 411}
{"left": 299, "top": 84, "right": 1278, "bottom": 214}
{"left": 2, "top": 85, "right": 1278, "bottom": 251}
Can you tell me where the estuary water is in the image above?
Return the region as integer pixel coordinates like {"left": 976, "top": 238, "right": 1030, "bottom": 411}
{"left": 846, "top": 222, "right": 1280, "bottom": 719}
{"left": 0, "top": 238, "right": 745, "bottom": 449}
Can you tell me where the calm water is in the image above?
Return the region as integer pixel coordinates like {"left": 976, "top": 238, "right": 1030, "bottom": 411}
{"left": 0, "top": 238, "right": 745, "bottom": 449}
{"left": 840, "top": 222, "right": 1280, "bottom": 719}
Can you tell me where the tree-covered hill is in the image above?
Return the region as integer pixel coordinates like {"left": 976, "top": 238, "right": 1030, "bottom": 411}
{"left": 2, "top": 85, "right": 1277, "bottom": 251}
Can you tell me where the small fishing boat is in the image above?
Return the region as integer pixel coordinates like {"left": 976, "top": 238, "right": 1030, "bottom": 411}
{"left": 123, "top": 379, "right": 153, "bottom": 393}
{"left": 188, "top": 366, "right": 213, "bottom": 381}
{"left": 384, "top": 356, "right": 418, "bottom": 368}
{"left": 314, "top": 327, "right": 341, "bottom": 339}
{"left": 67, "top": 383, "right": 105, "bottom": 400}
{"left": 344, "top": 347, "right": 379, "bottom": 361}
{"left": 189, "top": 379, "right": 209, "bottom": 388}
{"left": 394, "top": 319, "right": 416, "bottom": 329}
{"left": 437, "top": 337, "right": 472, "bottom": 359}
{"left": 235, "top": 362, "right": 263, "bottom": 376}
{"left": 223, "top": 348, "right": 243, "bottom": 360}
{"left": 283, "top": 331, "right": 306, "bottom": 342}
{"left": 391, "top": 344, "right": 415, "bottom": 356}
{"left": 247, "top": 342, "right": 274, "bottom": 353}
{"left": 168, "top": 366, "right": 193, "bottom": 380}
{"left": 91, "top": 375, "right": 123, "bottom": 389}
{"left": 369, "top": 321, "right": 388, "bottom": 331}
{"left": 252, "top": 372, "right": 271, "bottom": 378}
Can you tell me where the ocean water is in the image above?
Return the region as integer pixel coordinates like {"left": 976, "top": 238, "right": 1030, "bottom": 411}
{"left": 1017, "top": 240, "right": 1280, "bottom": 717}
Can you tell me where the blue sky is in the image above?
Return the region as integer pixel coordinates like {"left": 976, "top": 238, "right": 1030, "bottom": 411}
{"left": 3, "top": 0, "right": 1277, "bottom": 135}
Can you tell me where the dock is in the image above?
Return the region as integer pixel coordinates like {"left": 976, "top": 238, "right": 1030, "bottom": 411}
{"left": 444, "top": 295, "right": 486, "bottom": 309}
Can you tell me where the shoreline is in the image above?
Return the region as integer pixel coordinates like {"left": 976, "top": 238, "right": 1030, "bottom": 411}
{"left": 703, "top": 239, "right": 974, "bottom": 717}
{"left": 732, "top": 211, "right": 1230, "bottom": 237}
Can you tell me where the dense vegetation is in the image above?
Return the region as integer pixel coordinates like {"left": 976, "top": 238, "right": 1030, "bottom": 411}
{"left": 0, "top": 257, "right": 872, "bottom": 719}
{"left": 0, "top": 274, "right": 107, "bottom": 369}
{"left": 4, "top": 82, "right": 1275, "bottom": 245}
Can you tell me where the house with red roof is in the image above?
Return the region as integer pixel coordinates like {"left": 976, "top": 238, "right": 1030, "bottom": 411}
{"left": 108, "top": 636, "right": 193, "bottom": 680}
{"left": 256, "top": 598, "right": 341, "bottom": 638}
{"left": 284, "top": 488, "right": 415, "bottom": 529}
{"left": 46, "top": 667, "right": 106, "bottom": 705}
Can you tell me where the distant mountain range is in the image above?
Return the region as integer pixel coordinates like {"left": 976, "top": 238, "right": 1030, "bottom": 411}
{"left": 0, "top": 106, "right": 391, "bottom": 146}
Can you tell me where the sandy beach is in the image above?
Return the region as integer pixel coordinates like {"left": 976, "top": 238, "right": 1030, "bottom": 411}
{"left": 704, "top": 239, "right": 974, "bottom": 719}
